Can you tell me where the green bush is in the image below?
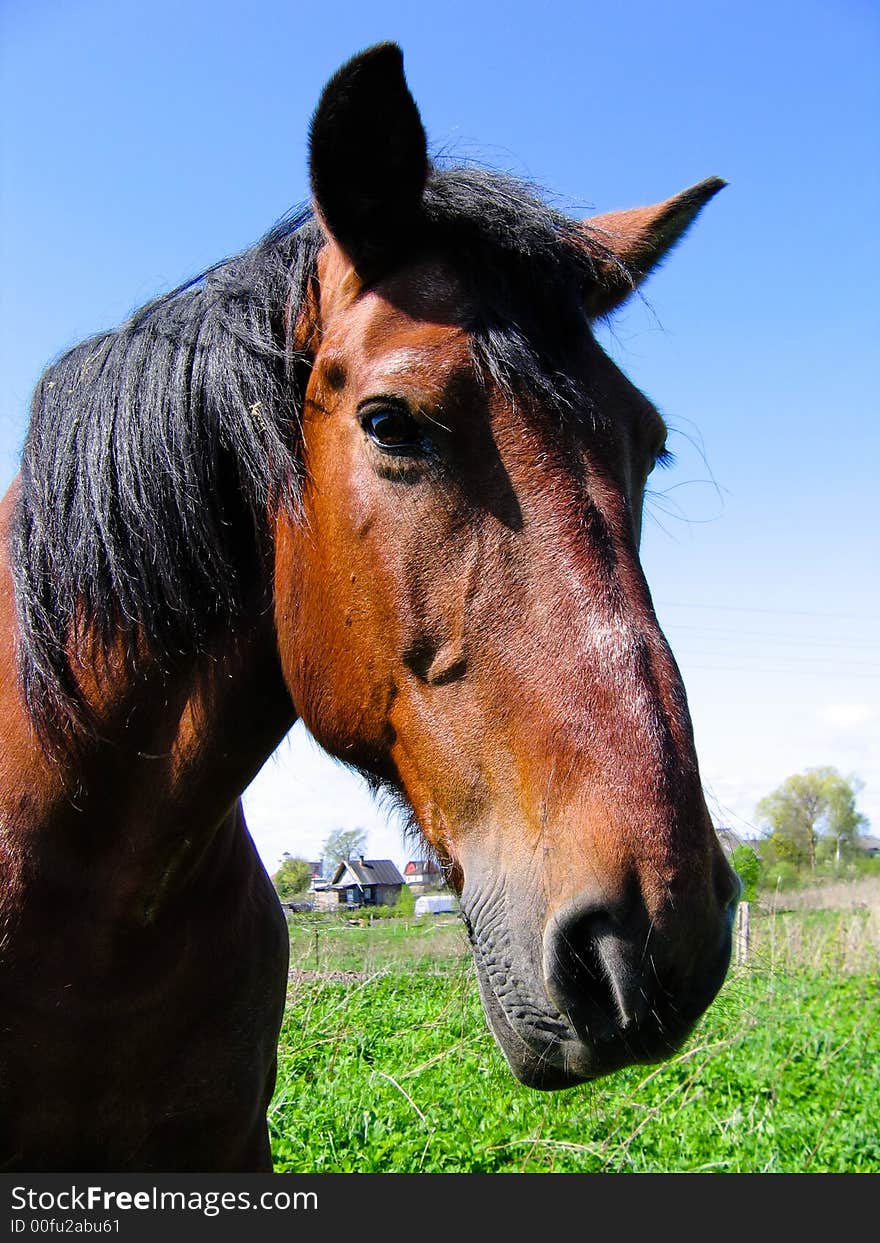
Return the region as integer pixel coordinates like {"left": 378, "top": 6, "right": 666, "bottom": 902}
{"left": 359, "top": 902, "right": 398, "bottom": 921}
{"left": 852, "top": 854, "right": 880, "bottom": 878}
{"left": 348, "top": 885, "right": 417, "bottom": 921}
{"left": 394, "top": 885, "right": 416, "bottom": 917}
{"left": 731, "top": 845, "right": 760, "bottom": 902}
{"left": 764, "top": 860, "right": 800, "bottom": 891}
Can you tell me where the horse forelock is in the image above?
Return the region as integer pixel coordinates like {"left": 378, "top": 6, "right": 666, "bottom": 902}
{"left": 10, "top": 166, "right": 621, "bottom": 751}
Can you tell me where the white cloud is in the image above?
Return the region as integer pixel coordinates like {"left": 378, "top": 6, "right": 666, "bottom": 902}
{"left": 819, "top": 703, "right": 877, "bottom": 730}
{"left": 242, "top": 722, "right": 412, "bottom": 874}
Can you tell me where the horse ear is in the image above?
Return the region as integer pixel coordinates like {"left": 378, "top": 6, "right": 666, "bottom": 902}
{"left": 309, "top": 43, "right": 429, "bottom": 271}
{"left": 583, "top": 177, "right": 726, "bottom": 318}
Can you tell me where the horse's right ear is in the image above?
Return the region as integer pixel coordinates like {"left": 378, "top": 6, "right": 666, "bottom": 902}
{"left": 309, "top": 43, "right": 429, "bottom": 272}
{"left": 582, "top": 178, "right": 726, "bottom": 317}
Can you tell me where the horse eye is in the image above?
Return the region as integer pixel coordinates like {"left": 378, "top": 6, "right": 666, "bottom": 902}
{"left": 361, "top": 405, "right": 424, "bottom": 453}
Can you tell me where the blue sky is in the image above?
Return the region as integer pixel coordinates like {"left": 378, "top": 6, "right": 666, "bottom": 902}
{"left": 1, "top": 0, "right": 878, "bottom": 870}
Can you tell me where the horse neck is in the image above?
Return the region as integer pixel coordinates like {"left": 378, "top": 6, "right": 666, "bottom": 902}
{"left": 0, "top": 484, "right": 296, "bottom": 909}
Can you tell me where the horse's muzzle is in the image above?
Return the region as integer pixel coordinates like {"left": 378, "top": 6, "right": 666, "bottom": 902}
{"left": 537, "top": 881, "right": 739, "bottom": 1083}
{"left": 460, "top": 846, "right": 740, "bottom": 1090}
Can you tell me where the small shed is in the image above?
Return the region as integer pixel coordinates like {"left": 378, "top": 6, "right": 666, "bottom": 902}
{"left": 327, "top": 857, "right": 405, "bottom": 908}
{"left": 414, "top": 894, "right": 456, "bottom": 916}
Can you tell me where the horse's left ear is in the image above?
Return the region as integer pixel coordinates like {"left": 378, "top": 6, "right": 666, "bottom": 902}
{"left": 583, "top": 177, "right": 726, "bottom": 318}
{"left": 309, "top": 43, "right": 429, "bottom": 272}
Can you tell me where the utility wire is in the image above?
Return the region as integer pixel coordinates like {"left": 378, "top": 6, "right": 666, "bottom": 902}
{"left": 657, "top": 600, "right": 880, "bottom": 622}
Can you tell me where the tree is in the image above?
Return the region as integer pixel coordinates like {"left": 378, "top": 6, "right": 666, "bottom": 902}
{"left": 756, "top": 767, "right": 868, "bottom": 871}
{"left": 825, "top": 773, "right": 868, "bottom": 863}
{"left": 322, "top": 827, "right": 368, "bottom": 870}
{"left": 271, "top": 854, "right": 312, "bottom": 901}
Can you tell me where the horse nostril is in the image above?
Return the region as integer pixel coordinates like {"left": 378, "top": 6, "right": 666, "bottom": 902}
{"left": 544, "top": 878, "right": 736, "bottom": 1068}
{"left": 543, "top": 895, "right": 650, "bottom": 1038}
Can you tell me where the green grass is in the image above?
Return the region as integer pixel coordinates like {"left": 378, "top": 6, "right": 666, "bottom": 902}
{"left": 269, "top": 897, "right": 880, "bottom": 1173}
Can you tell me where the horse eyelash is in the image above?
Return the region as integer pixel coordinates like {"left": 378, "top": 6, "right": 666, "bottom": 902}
{"left": 655, "top": 447, "right": 675, "bottom": 469}
{"left": 419, "top": 407, "right": 453, "bottom": 436}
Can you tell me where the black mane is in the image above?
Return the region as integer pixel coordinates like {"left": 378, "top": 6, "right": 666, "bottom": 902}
{"left": 11, "top": 166, "right": 619, "bottom": 747}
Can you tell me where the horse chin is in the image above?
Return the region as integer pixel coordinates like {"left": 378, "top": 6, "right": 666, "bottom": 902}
{"left": 474, "top": 956, "right": 698, "bottom": 1090}
{"left": 472, "top": 962, "right": 592, "bottom": 1089}
{"left": 471, "top": 949, "right": 688, "bottom": 1091}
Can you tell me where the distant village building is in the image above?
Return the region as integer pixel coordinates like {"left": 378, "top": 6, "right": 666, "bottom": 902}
{"left": 715, "top": 828, "right": 740, "bottom": 857}
{"left": 312, "top": 858, "right": 405, "bottom": 910}
{"left": 403, "top": 858, "right": 446, "bottom": 895}
{"left": 715, "top": 828, "right": 764, "bottom": 858}
{"left": 414, "top": 894, "right": 456, "bottom": 916}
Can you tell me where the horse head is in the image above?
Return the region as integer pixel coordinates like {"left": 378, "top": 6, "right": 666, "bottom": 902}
{"left": 274, "top": 44, "right": 739, "bottom": 1088}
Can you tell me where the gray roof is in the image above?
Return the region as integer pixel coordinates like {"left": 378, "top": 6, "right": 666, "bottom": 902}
{"left": 331, "top": 858, "right": 405, "bottom": 887}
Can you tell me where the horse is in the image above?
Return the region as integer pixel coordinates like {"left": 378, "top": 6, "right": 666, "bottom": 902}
{"left": 0, "top": 43, "right": 739, "bottom": 1172}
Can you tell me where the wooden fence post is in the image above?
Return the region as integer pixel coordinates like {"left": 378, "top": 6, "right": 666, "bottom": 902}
{"left": 735, "top": 900, "right": 750, "bottom": 966}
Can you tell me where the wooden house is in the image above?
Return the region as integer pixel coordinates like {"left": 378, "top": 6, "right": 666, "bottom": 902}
{"left": 402, "top": 857, "right": 445, "bottom": 894}
{"left": 317, "top": 857, "right": 405, "bottom": 909}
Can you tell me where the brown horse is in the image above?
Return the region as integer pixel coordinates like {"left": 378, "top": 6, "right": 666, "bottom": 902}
{"left": 0, "top": 44, "right": 738, "bottom": 1171}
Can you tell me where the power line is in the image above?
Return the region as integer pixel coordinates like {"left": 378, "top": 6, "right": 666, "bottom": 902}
{"left": 701, "top": 787, "right": 764, "bottom": 837}
{"left": 665, "top": 626, "right": 880, "bottom": 649}
{"left": 671, "top": 644, "right": 880, "bottom": 668}
{"left": 680, "top": 663, "right": 880, "bottom": 678}
{"left": 656, "top": 600, "right": 880, "bottom": 622}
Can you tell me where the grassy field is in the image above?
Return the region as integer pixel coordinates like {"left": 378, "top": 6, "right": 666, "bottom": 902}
{"left": 269, "top": 882, "right": 880, "bottom": 1173}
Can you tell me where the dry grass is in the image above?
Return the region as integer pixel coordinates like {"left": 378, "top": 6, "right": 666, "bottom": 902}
{"left": 735, "top": 877, "right": 880, "bottom": 976}
{"left": 769, "top": 874, "right": 880, "bottom": 914}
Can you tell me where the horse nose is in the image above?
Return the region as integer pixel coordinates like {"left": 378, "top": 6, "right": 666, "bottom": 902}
{"left": 542, "top": 892, "right": 652, "bottom": 1041}
{"left": 542, "top": 884, "right": 734, "bottom": 1058}
{"left": 718, "top": 856, "right": 743, "bottom": 913}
